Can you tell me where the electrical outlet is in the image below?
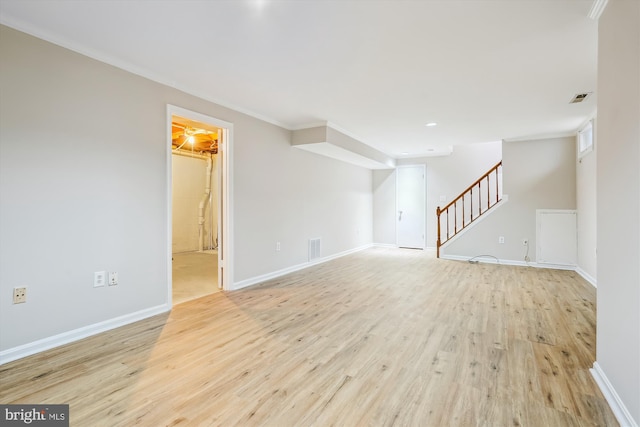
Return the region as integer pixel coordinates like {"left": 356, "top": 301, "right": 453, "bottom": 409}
{"left": 94, "top": 271, "right": 106, "bottom": 287}
{"left": 13, "top": 287, "right": 26, "bottom": 304}
{"left": 498, "top": 236, "right": 505, "bottom": 244}
{"left": 276, "top": 241, "right": 281, "bottom": 252}
{"left": 108, "top": 272, "right": 118, "bottom": 286}
{"left": 522, "top": 239, "right": 529, "bottom": 246}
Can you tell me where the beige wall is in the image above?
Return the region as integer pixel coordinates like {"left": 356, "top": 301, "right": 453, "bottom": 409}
{"left": 596, "top": 0, "right": 640, "bottom": 423}
{"left": 372, "top": 142, "right": 502, "bottom": 248}
{"left": 576, "top": 120, "right": 597, "bottom": 283}
{"left": 233, "top": 125, "right": 372, "bottom": 282}
{"left": 445, "top": 136, "right": 576, "bottom": 262}
{"left": 420, "top": 142, "right": 502, "bottom": 250}
{"left": 372, "top": 169, "right": 396, "bottom": 244}
{"left": 172, "top": 154, "right": 217, "bottom": 253}
{"left": 0, "top": 25, "right": 372, "bottom": 354}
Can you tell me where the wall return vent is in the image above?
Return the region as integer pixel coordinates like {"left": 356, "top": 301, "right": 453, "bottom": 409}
{"left": 569, "top": 92, "right": 592, "bottom": 104}
{"left": 309, "top": 238, "right": 321, "bottom": 261}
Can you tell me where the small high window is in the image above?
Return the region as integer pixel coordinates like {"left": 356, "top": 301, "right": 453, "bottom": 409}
{"left": 578, "top": 120, "right": 593, "bottom": 158}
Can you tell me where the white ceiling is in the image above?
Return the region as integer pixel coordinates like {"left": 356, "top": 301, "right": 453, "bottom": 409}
{"left": 0, "top": 0, "right": 598, "bottom": 158}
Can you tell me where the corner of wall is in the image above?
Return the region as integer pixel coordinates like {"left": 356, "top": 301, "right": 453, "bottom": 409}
{"left": 591, "top": 362, "right": 639, "bottom": 427}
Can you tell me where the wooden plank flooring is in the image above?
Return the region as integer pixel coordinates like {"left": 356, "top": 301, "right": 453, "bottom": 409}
{"left": 0, "top": 248, "right": 618, "bottom": 426}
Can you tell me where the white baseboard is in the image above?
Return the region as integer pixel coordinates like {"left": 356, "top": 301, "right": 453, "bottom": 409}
{"left": 373, "top": 243, "right": 437, "bottom": 253}
{"left": 440, "top": 254, "right": 575, "bottom": 270}
{"left": 591, "top": 362, "right": 638, "bottom": 427}
{"left": 0, "top": 244, "right": 375, "bottom": 363}
{"left": 372, "top": 243, "right": 397, "bottom": 249}
{"left": 233, "top": 244, "right": 374, "bottom": 290}
{"left": 576, "top": 266, "right": 597, "bottom": 288}
{"left": 0, "top": 304, "right": 170, "bottom": 366}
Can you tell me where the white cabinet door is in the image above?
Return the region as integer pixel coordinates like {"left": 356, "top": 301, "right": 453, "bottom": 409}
{"left": 537, "top": 210, "right": 577, "bottom": 266}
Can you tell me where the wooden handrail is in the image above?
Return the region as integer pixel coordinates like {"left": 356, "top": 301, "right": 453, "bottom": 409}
{"left": 436, "top": 161, "right": 502, "bottom": 258}
{"left": 438, "top": 161, "right": 502, "bottom": 213}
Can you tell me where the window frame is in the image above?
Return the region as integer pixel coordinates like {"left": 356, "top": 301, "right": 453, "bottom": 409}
{"left": 578, "top": 120, "right": 594, "bottom": 159}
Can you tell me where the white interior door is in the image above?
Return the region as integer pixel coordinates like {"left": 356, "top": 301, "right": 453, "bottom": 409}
{"left": 396, "top": 165, "right": 425, "bottom": 249}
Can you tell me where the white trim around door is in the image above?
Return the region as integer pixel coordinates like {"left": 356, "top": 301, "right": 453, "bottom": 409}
{"left": 396, "top": 165, "right": 426, "bottom": 249}
{"left": 166, "top": 105, "right": 234, "bottom": 300}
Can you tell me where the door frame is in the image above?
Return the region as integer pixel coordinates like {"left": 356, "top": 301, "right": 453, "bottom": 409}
{"left": 166, "top": 105, "right": 234, "bottom": 301}
{"left": 395, "top": 164, "right": 426, "bottom": 249}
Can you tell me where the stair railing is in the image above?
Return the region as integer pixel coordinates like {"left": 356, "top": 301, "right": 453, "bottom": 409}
{"left": 436, "top": 161, "right": 502, "bottom": 258}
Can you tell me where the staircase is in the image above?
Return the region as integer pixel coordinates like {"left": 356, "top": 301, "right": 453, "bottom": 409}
{"left": 436, "top": 161, "right": 503, "bottom": 258}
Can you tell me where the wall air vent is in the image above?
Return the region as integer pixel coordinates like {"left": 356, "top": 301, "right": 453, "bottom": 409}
{"left": 569, "top": 92, "right": 592, "bottom": 104}
{"left": 309, "top": 238, "right": 321, "bottom": 261}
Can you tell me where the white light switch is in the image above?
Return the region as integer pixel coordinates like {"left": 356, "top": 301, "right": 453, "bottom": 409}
{"left": 94, "top": 271, "right": 106, "bottom": 287}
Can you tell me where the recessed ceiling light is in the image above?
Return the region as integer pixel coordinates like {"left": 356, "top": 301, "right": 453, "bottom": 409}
{"left": 401, "top": 152, "right": 409, "bottom": 155}
{"left": 425, "top": 122, "right": 437, "bottom": 127}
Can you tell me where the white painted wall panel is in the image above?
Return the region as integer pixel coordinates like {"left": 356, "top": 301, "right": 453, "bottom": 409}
{"left": 576, "top": 126, "right": 597, "bottom": 282}
{"left": 536, "top": 210, "right": 577, "bottom": 266}
{"left": 172, "top": 155, "right": 206, "bottom": 253}
{"left": 596, "top": 0, "right": 640, "bottom": 423}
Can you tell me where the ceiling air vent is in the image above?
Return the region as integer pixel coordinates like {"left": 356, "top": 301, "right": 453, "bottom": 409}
{"left": 569, "top": 92, "right": 592, "bottom": 104}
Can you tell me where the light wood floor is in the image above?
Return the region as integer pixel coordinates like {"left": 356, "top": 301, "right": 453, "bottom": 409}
{"left": 0, "top": 248, "right": 618, "bottom": 426}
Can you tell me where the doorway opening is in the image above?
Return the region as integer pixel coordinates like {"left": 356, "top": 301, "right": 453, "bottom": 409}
{"left": 167, "top": 106, "right": 233, "bottom": 305}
